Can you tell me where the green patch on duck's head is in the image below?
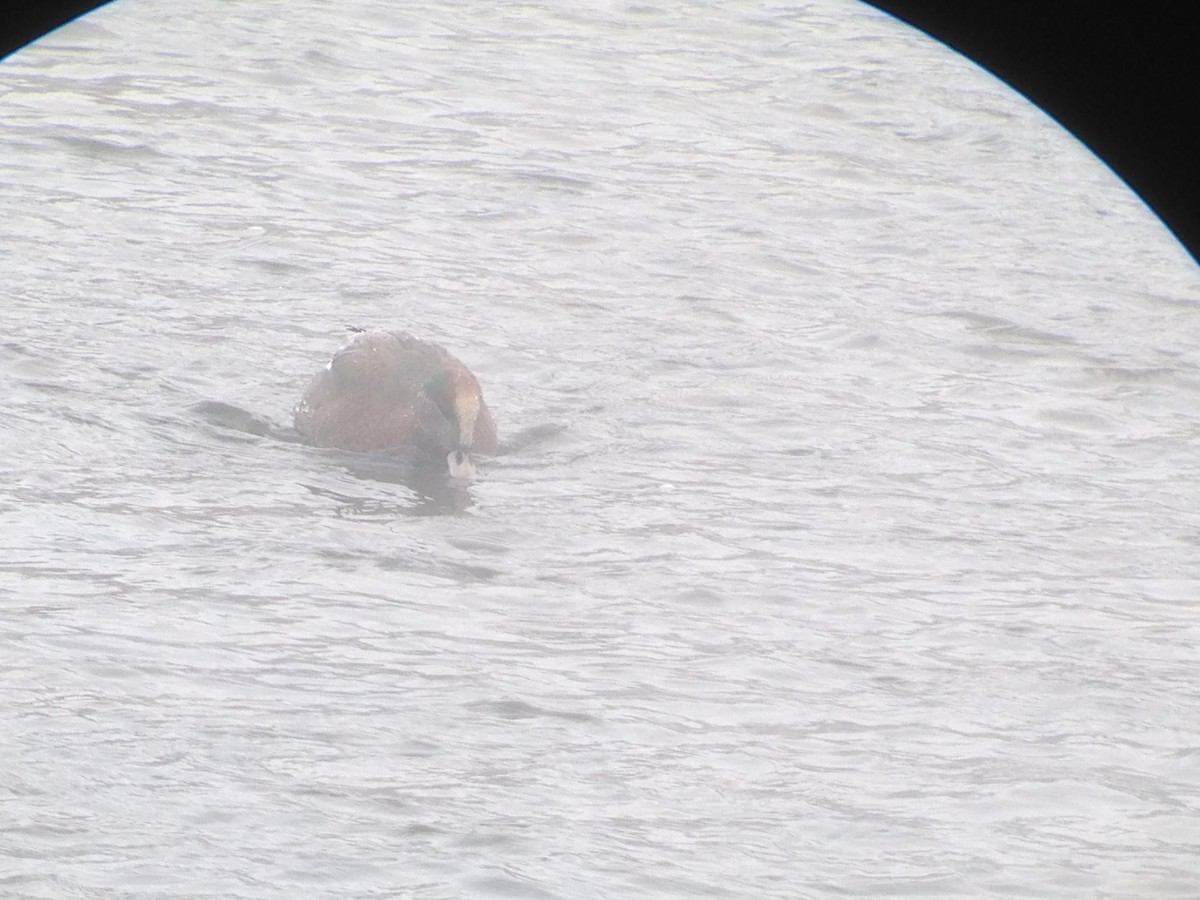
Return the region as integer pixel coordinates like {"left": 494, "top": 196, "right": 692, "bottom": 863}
{"left": 422, "top": 370, "right": 458, "bottom": 423}
{"left": 422, "top": 368, "right": 480, "bottom": 450}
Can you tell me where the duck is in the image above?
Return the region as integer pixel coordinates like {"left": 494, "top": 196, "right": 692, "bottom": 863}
{"left": 294, "top": 329, "right": 498, "bottom": 480}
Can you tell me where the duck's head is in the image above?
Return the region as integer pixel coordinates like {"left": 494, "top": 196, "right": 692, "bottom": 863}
{"left": 417, "top": 368, "right": 486, "bottom": 481}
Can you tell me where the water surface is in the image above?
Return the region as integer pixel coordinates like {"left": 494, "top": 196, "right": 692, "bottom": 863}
{"left": 2, "top": 2, "right": 1199, "bottom": 898}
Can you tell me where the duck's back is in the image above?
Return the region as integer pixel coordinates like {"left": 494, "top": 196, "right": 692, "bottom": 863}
{"left": 295, "top": 330, "right": 463, "bottom": 451}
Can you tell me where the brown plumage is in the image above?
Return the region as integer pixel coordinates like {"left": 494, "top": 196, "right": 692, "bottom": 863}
{"left": 294, "top": 330, "right": 497, "bottom": 478}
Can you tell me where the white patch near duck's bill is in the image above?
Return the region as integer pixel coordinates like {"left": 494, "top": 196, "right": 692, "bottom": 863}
{"left": 446, "top": 449, "right": 476, "bottom": 481}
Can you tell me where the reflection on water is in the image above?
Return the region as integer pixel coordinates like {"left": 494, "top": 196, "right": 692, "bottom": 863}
{"left": 194, "top": 399, "right": 567, "bottom": 515}
{"left": 194, "top": 400, "right": 481, "bottom": 514}
{"left": 192, "top": 399, "right": 288, "bottom": 442}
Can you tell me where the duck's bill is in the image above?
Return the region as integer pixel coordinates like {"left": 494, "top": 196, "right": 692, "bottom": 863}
{"left": 446, "top": 449, "right": 477, "bottom": 482}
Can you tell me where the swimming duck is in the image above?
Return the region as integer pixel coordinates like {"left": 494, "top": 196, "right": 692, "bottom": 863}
{"left": 294, "top": 329, "right": 498, "bottom": 480}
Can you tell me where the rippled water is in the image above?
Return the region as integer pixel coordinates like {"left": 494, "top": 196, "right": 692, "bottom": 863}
{"left": 3, "top": 1, "right": 1199, "bottom": 897}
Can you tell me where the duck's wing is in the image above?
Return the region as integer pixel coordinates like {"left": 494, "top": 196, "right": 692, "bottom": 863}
{"left": 296, "top": 332, "right": 428, "bottom": 450}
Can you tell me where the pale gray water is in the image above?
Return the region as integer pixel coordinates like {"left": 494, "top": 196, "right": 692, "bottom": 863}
{"left": 2, "top": 1, "right": 1199, "bottom": 898}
